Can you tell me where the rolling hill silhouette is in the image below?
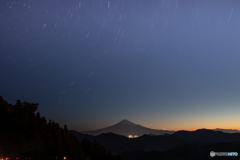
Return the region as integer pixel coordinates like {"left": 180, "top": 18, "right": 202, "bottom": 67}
{"left": 82, "top": 119, "right": 175, "bottom": 136}
{"left": 213, "top": 128, "right": 240, "bottom": 133}
{"left": 71, "top": 131, "right": 188, "bottom": 154}
{"left": 121, "top": 141, "right": 240, "bottom": 160}
{"left": 172, "top": 129, "right": 240, "bottom": 144}
{"left": 71, "top": 128, "right": 240, "bottom": 154}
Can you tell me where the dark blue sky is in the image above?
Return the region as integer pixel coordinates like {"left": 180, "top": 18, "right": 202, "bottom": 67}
{"left": 1, "top": 0, "right": 240, "bottom": 131}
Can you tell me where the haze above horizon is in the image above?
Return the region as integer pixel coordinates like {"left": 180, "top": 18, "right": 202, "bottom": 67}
{"left": 0, "top": 0, "right": 240, "bottom": 131}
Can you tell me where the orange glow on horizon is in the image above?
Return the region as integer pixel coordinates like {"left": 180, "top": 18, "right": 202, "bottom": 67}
{"left": 144, "top": 117, "right": 240, "bottom": 132}
{"left": 144, "top": 121, "right": 240, "bottom": 132}
{"left": 154, "top": 125, "right": 240, "bottom": 132}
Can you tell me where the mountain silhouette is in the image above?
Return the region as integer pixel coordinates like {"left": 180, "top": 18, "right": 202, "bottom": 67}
{"left": 213, "top": 128, "right": 240, "bottom": 133}
{"left": 82, "top": 119, "right": 174, "bottom": 137}
{"left": 72, "top": 128, "right": 240, "bottom": 154}
{"left": 121, "top": 141, "right": 240, "bottom": 160}
{"left": 172, "top": 129, "right": 240, "bottom": 144}
{"left": 71, "top": 131, "right": 187, "bottom": 154}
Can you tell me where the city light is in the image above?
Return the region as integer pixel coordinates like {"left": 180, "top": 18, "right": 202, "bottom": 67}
{"left": 128, "top": 135, "right": 138, "bottom": 138}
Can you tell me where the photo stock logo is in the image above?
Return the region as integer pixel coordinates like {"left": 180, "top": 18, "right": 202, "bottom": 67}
{"left": 210, "top": 151, "right": 238, "bottom": 157}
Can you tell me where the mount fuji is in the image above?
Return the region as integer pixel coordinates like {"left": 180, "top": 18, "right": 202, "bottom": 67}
{"left": 82, "top": 119, "right": 174, "bottom": 137}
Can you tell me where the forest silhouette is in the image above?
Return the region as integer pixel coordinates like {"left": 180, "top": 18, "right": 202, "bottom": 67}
{"left": 0, "top": 96, "right": 124, "bottom": 160}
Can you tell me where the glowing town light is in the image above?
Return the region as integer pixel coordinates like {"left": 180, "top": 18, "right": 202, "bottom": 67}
{"left": 128, "top": 135, "right": 138, "bottom": 138}
{"left": 128, "top": 135, "right": 133, "bottom": 138}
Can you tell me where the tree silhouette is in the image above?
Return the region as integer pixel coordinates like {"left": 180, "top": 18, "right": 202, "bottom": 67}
{"left": 0, "top": 96, "right": 124, "bottom": 160}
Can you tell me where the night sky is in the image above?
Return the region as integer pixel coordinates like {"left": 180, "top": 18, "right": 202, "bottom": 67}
{"left": 1, "top": 0, "right": 240, "bottom": 131}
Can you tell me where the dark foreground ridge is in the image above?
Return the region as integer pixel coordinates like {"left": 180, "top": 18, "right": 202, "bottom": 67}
{"left": 0, "top": 96, "right": 124, "bottom": 160}
{"left": 121, "top": 141, "right": 240, "bottom": 160}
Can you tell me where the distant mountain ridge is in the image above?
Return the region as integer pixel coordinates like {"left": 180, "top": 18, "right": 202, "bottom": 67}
{"left": 213, "top": 128, "right": 240, "bottom": 133}
{"left": 172, "top": 129, "right": 240, "bottom": 144}
{"left": 82, "top": 119, "right": 175, "bottom": 137}
{"left": 81, "top": 119, "right": 239, "bottom": 136}
{"left": 71, "top": 129, "right": 240, "bottom": 154}
{"left": 71, "top": 131, "right": 188, "bottom": 154}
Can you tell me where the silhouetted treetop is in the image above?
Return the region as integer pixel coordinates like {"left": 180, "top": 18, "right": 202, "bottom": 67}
{"left": 0, "top": 96, "right": 123, "bottom": 160}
